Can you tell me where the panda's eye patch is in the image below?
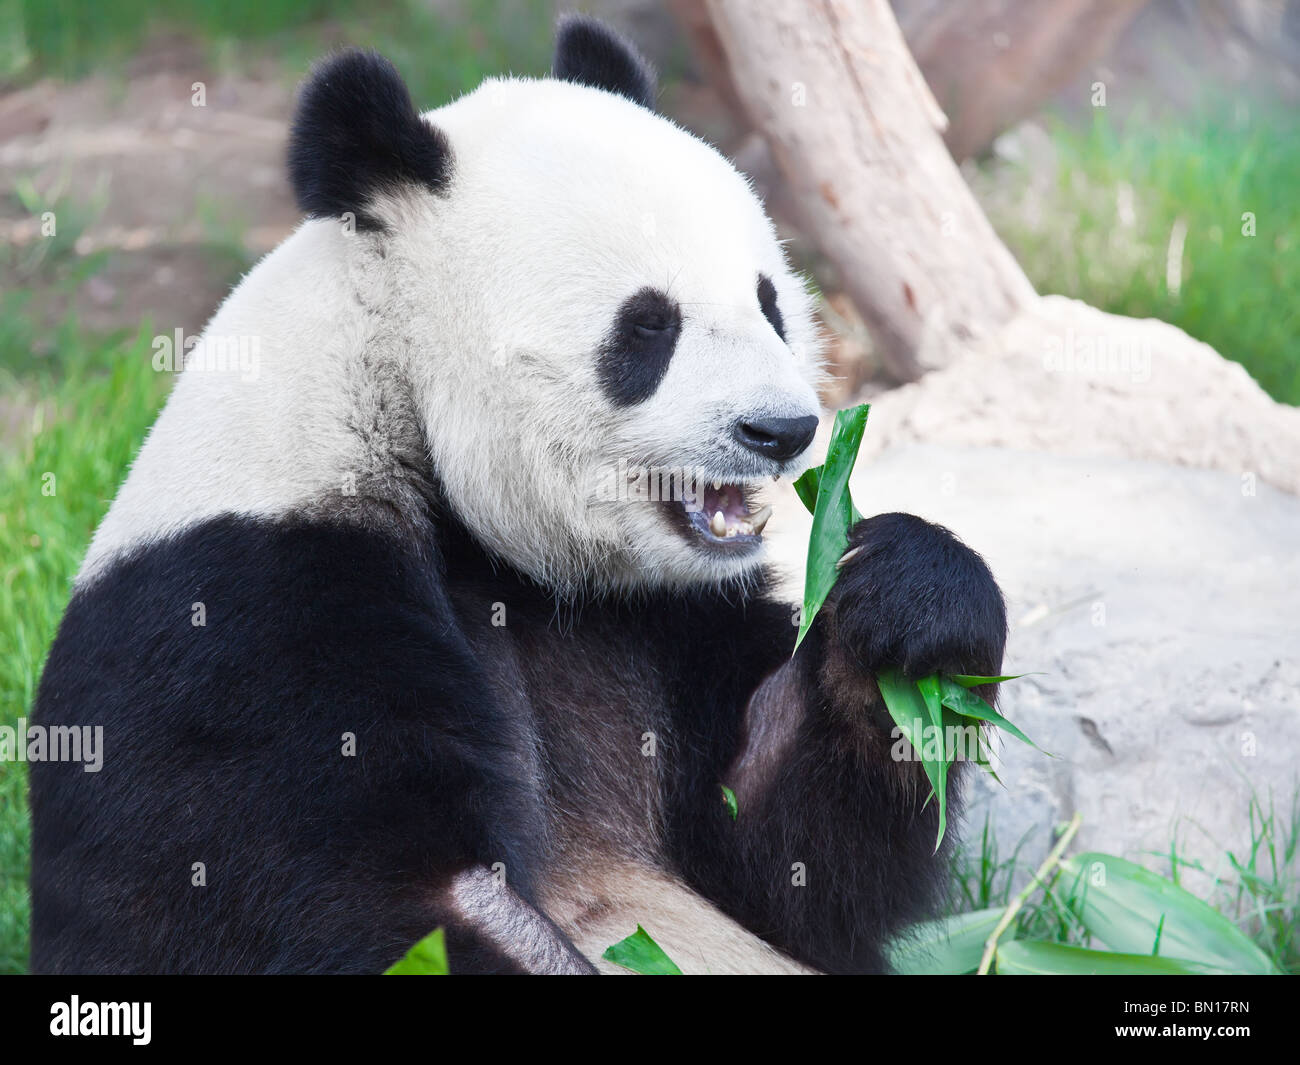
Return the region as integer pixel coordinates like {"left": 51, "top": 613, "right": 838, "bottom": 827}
{"left": 757, "top": 273, "right": 785, "bottom": 342}
{"left": 597, "top": 287, "right": 683, "bottom": 407}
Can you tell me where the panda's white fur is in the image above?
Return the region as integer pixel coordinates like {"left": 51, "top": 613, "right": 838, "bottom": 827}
{"left": 83, "top": 76, "right": 823, "bottom": 596}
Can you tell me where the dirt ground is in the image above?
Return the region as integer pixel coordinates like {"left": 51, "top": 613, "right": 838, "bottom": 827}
{"left": 1, "top": 41, "right": 299, "bottom": 338}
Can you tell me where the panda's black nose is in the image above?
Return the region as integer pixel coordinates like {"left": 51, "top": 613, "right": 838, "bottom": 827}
{"left": 733, "top": 415, "right": 819, "bottom": 462}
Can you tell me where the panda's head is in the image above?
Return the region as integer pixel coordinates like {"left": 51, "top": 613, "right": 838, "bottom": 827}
{"left": 288, "top": 16, "right": 823, "bottom": 595}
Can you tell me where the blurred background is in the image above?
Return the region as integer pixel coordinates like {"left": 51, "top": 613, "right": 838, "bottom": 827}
{"left": 1, "top": 0, "right": 1297, "bottom": 974}
{"left": 3, "top": 0, "right": 1298, "bottom": 401}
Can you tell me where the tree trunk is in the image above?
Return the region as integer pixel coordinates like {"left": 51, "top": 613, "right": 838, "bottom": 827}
{"left": 700, "top": 0, "right": 1037, "bottom": 381}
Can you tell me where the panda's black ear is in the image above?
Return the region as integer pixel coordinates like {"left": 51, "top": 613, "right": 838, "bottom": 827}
{"left": 552, "top": 14, "right": 657, "bottom": 110}
{"left": 288, "top": 50, "right": 452, "bottom": 232}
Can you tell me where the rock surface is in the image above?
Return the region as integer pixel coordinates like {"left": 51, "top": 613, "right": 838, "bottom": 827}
{"left": 762, "top": 442, "right": 1300, "bottom": 885}
{"left": 855, "top": 296, "right": 1300, "bottom": 496}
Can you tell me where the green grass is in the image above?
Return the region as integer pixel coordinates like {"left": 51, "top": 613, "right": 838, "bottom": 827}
{"left": 3, "top": 0, "right": 349, "bottom": 80}
{"left": 4, "top": 0, "right": 556, "bottom": 105}
{"left": 979, "top": 107, "right": 1300, "bottom": 405}
{"left": 1161, "top": 790, "right": 1300, "bottom": 971}
{"left": 0, "top": 307, "right": 170, "bottom": 974}
{"left": 951, "top": 816, "right": 1091, "bottom": 952}
{"left": 0, "top": 190, "right": 173, "bottom": 972}
{"left": 951, "top": 797, "right": 1300, "bottom": 974}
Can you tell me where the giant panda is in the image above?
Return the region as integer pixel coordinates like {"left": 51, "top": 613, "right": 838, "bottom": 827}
{"left": 29, "top": 15, "right": 1006, "bottom": 975}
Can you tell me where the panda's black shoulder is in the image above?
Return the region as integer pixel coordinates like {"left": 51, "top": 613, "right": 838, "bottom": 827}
{"left": 29, "top": 513, "right": 545, "bottom": 973}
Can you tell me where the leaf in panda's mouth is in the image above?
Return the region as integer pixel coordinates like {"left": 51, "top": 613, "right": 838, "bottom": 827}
{"left": 791, "top": 402, "right": 871, "bottom": 649}
{"left": 683, "top": 481, "right": 771, "bottom": 545}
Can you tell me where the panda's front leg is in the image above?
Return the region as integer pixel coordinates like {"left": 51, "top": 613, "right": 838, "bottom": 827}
{"left": 814, "top": 511, "right": 1008, "bottom": 727}
{"left": 691, "top": 512, "right": 1007, "bottom": 974}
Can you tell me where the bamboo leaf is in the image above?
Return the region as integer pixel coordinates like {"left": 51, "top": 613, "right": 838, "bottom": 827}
{"left": 1061, "top": 853, "right": 1279, "bottom": 974}
{"left": 944, "top": 702, "right": 1001, "bottom": 785}
{"left": 939, "top": 676, "right": 1042, "bottom": 752}
{"left": 918, "top": 672, "right": 951, "bottom": 850}
{"left": 791, "top": 466, "right": 821, "bottom": 514}
{"left": 602, "top": 925, "right": 683, "bottom": 975}
{"left": 950, "top": 673, "right": 1030, "bottom": 687}
{"left": 384, "top": 927, "right": 450, "bottom": 975}
{"left": 720, "top": 783, "right": 738, "bottom": 821}
{"left": 877, "top": 667, "right": 947, "bottom": 848}
{"left": 794, "top": 403, "right": 870, "bottom": 650}
{"left": 887, "top": 907, "right": 1003, "bottom": 975}
{"left": 995, "top": 940, "right": 1227, "bottom": 975}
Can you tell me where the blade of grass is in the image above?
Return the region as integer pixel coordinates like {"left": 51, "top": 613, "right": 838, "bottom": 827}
{"left": 978, "top": 812, "right": 1083, "bottom": 975}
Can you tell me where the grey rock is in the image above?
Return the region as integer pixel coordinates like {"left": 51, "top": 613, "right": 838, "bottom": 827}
{"left": 765, "top": 443, "right": 1300, "bottom": 886}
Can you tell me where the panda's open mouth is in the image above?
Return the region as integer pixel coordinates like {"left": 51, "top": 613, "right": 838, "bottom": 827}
{"left": 679, "top": 482, "right": 771, "bottom": 549}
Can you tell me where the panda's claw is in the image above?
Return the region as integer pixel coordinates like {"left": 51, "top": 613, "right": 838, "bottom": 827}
{"left": 836, "top": 545, "right": 862, "bottom": 569}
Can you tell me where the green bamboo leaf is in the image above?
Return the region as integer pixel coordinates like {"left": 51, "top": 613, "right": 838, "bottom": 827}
{"left": 950, "top": 673, "right": 1030, "bottom": 687}
{"left": 887, "top": 907, "right": 1003, "bottom": 975}
{"left": 720, "top": 783, "right": 738, "bottom": 821}
{"left": 384, "top": 927, "right": 449, "bottom": 975}
{"left": 916, "top": 673, "right": 946, "bottom": 726}
{"left": 1061, "top": 853, "right": 1279, "bottom": 974}
{"left": 943, "top": 702, "right": 1001, "bottom": 785}
{"left": 939, "top": 676, "right": 1042, "bottom": 752}
{"left": 917, "top": 673, "right": 950, "bottom": 850}
{"left": 791, "top": 466, "right": 821, "bottom": 513}
{"left": 877, "top": 667, "right": 947, "bottom": 849}
{"left": 794, "top": 403, "right": 870, "bottom": 651}
{"left": 602, "top": 925, "right": 683, "bottom": 975}
{"left": 792, "top": 460, "right": 863, "bottom": 523}
{"left": 995, "top": 940, "right": 1226, "bottom": 975}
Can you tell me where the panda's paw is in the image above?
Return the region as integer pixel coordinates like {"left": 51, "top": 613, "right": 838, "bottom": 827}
{"left": 823, "top": 512, "right": 1007, "bottom": 682}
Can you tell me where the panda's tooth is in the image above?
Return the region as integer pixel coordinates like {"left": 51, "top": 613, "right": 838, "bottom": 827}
{"left": 837, "top": 545, "right": 863, "bottom": 568}
{"left": 710, "top": 511, "right": 727, "bottom": 537}
{"left": 749, "top": 505, "right": 772, "bottom": 535}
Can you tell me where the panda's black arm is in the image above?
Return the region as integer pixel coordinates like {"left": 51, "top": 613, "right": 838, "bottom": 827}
{"left": 28, "top": 513, "right": 594, "bottom": 975}
{"left": 669, "top": 513, "right": 1007, "bottom": 974}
